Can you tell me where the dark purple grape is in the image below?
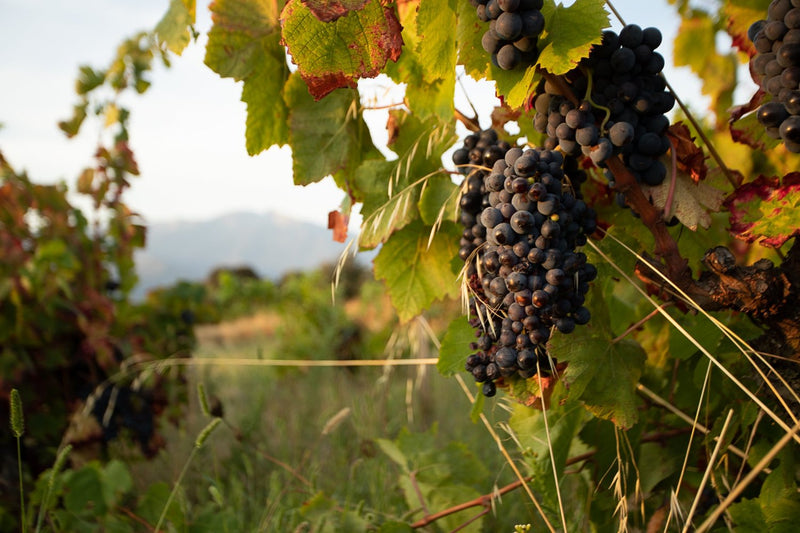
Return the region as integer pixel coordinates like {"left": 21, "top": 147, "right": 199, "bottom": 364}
{"left": 610, "top": 47, "right": 636, "bottom": 72}
{"left": 496, "top": 12, "right": 523, "bottom": 40}
{"left": 758, "top": 101, "right": 789, "bottom": 127}
{"left": 498, "top": 0, "right": 520, "bottom": 11}
{"left": 619, "top": 24, "right": 643, "bottom": 48}
{"left": 778, "top": 42, "right": 800, "bottom": 67}
{"left": 642, "top": 27, "right": 662, "bottom": 49}
{"left": 780, "top": 115, "right": 800, "bottom": 142}
{"left": 497, "top": 43, "right": 521, "bottom": 70}
{"left": 520, "top": 10, "right": 545, "bottom": 37}
{"left": 482, "top": 30, "right": 502, "bottom": 54}
{"left": 609, "top": 121, "right": 635, "bottom": 146}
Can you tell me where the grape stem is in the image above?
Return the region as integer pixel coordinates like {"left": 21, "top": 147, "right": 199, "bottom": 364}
{"left": 580, "top": 66, "right": 612, "bottom": 132}
{"left": 663, "top": 136, "right": 679, "bottom": 221}
{"left": 454, "top": 108, "right": 481, "bottom": 132}
{"left": 605, "top": 155, "right": 690, "bottom": 281}
{"left": 539, "top": 69, "right": 580, "bottom": 106}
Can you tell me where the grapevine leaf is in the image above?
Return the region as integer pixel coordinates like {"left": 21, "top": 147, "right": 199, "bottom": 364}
{"left": 280, "top": 0, "right": 403, "bottom": 100}
{"left": 375, "top": 438, "right": 410, "bottom": 471}
{"left": 357, "top": 111, "right": 456, "bottom": 247}
{"left": 385, "top": 1, "right": 455, "bottom": 122}
{"left": 490, "top": 63, "right": 539, "bottom": 110}
{"left": 205, "top": 0, "right": 289, "bottom": 152}
{"left": 550, "top": 328, "right": 646, "bottom": 428}
{"left": 205, "top": 0, "right": 280, "bottom": 80}
{"left": 456, "top": 0, "right": 489, "bottom": 80}
{"left": 300, "top": 0, "right": 369, "bottom": 22}
{"left": 641, "top": 168, "right": 725, "bottom": 231}
{"left": 418, "top": 174, "right": 459, "bottom": 225}
{"left": 417, "top": 0, "right": 458, "bottom": 83}
{"left": 388, "top": 427, "right": 489, "bottom": 532}
{"left": 355, "top": 159, "right": 420, "bottom": 248}
{"left": 537, "top": 0, "right": 609, "bottom": 75}
{"left": 724, "top": 173, "right": 800, "bottom": 247}
{"left": 667, "top": 122, "right": 708, "bottom": 183}
{"left": 284, "top": 73, "right": 378, "bottom": 185}
{"left": 723, "top": 0, "right": 771, "bottom": 55}
{"left": 673, "top": 11, "right": 736, "bottom": 118}
{"left": 327, "top": 210, "right": 349, "bottom": 242}
{"left": 438, "top": 316, "right": 475, "bottom": 377}
{"left": 374, "top": 220, "right": 461, "bottom": 322}
{"left": 509, "top": 390, "right": 586, "bottom": 477}
{"left": 241, "top": 37, "right": 290, "bottom": 153}
{"left": 549, "top": 285, "right": 645, "bottom": 428}
{"left": 155, "top": 0, "right": 196, "bottom": 55}
{"left": 729, "top": 91, "right": 784, "bottom": 150}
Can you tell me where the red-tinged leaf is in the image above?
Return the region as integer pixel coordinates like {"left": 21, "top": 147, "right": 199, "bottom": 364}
{"left": 724, "top": 173, "right": 800, "bottom": 248}
{"left": 723, "top": 0, "right": 771, "bottom": 56}
{"left": 280, "top": 0, "right": 403, "bottom": 100}
{"left": 641, "top": 170, "right": 725, "bottom": 231}
{"left": 327, "top": 210, "right": 349, "bottom": 242}
{"left": 729, "top": 88, "right": 765, "bottom": 124}
{"left": 730, "top": 94, "right": 782, "bottom": 151}
{"left": 490, "top": 104, "right": 521, "bottom": 131}
{"left": 300, "top": 0, "right": 369, "bottom": 22}
{"left": 667, "top": 122, "right": 708, "bottom": 183}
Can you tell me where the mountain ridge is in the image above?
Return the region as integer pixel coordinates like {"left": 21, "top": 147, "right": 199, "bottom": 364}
{"left": 133, "top": 211, "right": 368, "bottom": 299}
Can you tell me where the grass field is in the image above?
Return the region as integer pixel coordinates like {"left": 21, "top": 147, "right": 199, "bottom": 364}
{"left": 125, "top": 293, "right": 534, "bottom": 530}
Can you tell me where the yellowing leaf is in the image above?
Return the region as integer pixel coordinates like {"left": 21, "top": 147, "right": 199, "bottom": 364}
{"left": 537, "top": 0, "right": 609, "bottom": 75}
{"left": 417, "top": 0, "right": 457, "bottom": 83}
{"left": 155, "top": 0, "right": 197, "bottom": 55}
{"left": 641, "top": 171, "right": 725, "bottom": 231}
{"left": 280, "top": 0, "right": 403, "bottom": 100}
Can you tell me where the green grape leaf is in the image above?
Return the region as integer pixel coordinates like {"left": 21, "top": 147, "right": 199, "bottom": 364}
{"left": 673, "top": 11, "right": 736, "bottom": 118}
{"left": 550, "top": 328, "right": 646, "bottom": 429}
{"left": 548, "top": 285, "right": 646, "bottom": 428}
{"left": 155, "top": 0, "right": 196, "bottom": 55}
{"left": 280, "top": 0, "right": 403, "bottom": 100}
{"left": 725, "top": 173, "right": 800, "bottom": 248}
{"left": 417, "top": 0, "right": 457, "bottom": 83}
{"left": 418, "top": 174, "right": 459, "bottom": 225}
{"left": 491, "top": 63, "right": 539, "bottom": 110}
{"left": 456, "top": 0, "right": 489, "bottom": 80}
{"left": 374, "top": 220, "right": 461, "bottom": 322}
{"left": 63, "top": 466, "right": 106, "bottom": 516}
{"left": 357, "top": 111, "right": 456, "bottom": 247}
{"left": 537, "top": 0, "right": 609, "bottom": 75}
{"left": 241, "top": 37, "right": 291, "bottom": 154}
{"left": 284, "top": 72, "right": 377, "bottom": 185}
{"left": 205, "top": 0, "right": 289, "bottom": 152}
{"left": 355, "top": 158, "right": 421, "bottom": 248}
{"left": 205, "top": 0, "right": 280, "bottom": 81}
{"left": 438, "top": 316, "right": 475, "bottom": 377}
{"left": 385, "top": 1, "right": 455, "bottom": 122}
{"left": 300, "top": 0, "right": 369, "bottom": 22}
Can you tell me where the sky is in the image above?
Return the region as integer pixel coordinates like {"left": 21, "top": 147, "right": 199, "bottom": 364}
{"left": 0, "top": 0, "right": 740, "bottom": 230}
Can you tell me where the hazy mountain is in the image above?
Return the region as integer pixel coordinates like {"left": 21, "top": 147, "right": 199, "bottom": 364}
{"left": 133, "top": 211, "right": 369, "bottom": 299}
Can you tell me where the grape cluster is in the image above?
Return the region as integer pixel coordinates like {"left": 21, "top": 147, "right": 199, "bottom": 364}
{"left": 531, "top": 25, "right": 674, "bottom": 187}
{"left": 471, "top": 0, "right": 546, "bottom": 70}
{"left": 749, "top": 0, "right": 800, "bottom": 152}
{"left": 453, "top": 133, "right": 597, "bottom": 397}
{"left": 453, "top": 129, "right": 512, "bottom": 266}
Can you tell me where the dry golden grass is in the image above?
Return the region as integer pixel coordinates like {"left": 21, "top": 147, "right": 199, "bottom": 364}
{"left": 195, "top": 311, "right": 281, "bottom": 346}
